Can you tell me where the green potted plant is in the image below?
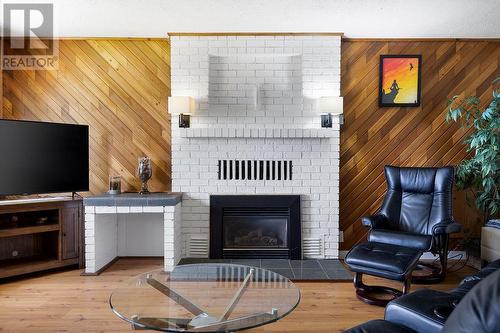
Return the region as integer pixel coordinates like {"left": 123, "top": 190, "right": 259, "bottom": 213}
{"left": 446, "top": 77, "right": 499, "bottom": 265}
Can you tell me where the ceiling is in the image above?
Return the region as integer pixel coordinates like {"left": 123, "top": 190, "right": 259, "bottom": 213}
{"left": 2, "top": 0, "right": 500, "bottom": 38}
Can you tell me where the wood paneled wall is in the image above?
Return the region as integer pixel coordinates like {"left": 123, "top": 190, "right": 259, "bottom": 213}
{"left": 1, "top": 39, "right": 171, "bottom": 195}
{"left": 340, "top": 40, "right": 500, "bottom": 250}
{"left": 2, "top": 37, "right": 498, "bottom": 248}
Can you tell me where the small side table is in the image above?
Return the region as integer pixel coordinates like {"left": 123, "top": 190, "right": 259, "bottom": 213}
{"left": 481, "top": 224, "right": 500, "bottom": 264}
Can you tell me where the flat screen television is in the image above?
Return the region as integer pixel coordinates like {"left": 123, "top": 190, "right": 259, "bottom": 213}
{"left": 0, "top": 119, "right": 89, "bottom": 196}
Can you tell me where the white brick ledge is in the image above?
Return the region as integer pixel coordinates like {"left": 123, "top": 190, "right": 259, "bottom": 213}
{"left": 179, "top": 127, "right": 340, "bottom": 138}
{"left": 84, "top": 203, "right": 182, "bottom": 274}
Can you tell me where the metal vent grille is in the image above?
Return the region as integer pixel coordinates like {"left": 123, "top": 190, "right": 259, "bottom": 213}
{"left": 303, "top": 237, "right": 322, "bottom": 257}
{"left": 188, "top": 236, "right": 209, "bottom": 257}
{"left": 218, "top": 160, "right": 293, "bottom": 180}
{"left": 223, "top": 207, "right": 290, "bottom": 216}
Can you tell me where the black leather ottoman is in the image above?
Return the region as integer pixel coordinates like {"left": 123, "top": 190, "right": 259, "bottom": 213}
{"left": 345, "top": 242, "right": 422, "bottom": 306}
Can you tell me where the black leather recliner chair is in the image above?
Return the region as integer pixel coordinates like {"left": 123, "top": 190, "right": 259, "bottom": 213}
{"left": 344, "top": 259, "right": 500, "bottom": 333}
{"left": 360, "top": 165, "right": 461, "bottom": 279}
{"left": 345, "top": 166, "right": 461, "bottom": 305}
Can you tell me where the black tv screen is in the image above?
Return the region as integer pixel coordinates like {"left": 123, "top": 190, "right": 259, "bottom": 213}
{"left": 0, "top": 120, "right": 89, "bottom": 196}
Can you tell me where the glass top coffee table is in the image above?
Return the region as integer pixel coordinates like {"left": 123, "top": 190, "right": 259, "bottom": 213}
{"left": 110, "top": 264, "right": 300, "bottom": 332}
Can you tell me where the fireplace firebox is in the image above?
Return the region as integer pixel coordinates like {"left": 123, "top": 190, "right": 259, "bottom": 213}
{"left": 210, "top": 195, "right": 301, "bottom": 259}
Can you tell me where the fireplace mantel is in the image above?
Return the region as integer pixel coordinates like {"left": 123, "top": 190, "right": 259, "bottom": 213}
{"left": 179, "top": 127, "right": 340, "bottom": 138}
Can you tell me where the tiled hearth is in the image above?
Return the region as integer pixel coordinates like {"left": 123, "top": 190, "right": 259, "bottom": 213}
{"left": 178, "top": 258, "right": 352, "bottom": 281}
{"left": 170, "top": 34, "right": 342, "bottom": 260}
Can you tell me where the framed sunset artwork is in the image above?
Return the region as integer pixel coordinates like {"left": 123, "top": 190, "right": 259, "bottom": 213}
{"left": 379, "top": 55, "right": 422, "bottom": 107}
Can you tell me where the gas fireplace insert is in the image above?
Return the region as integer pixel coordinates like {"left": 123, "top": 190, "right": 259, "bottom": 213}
{"left": 210, "top": 195, "right": 301, "bottom": 259}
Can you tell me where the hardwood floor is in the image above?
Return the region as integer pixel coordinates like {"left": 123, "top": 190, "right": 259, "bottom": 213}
{"left": 0, "top": 258, "right": 474, "bottom": 332}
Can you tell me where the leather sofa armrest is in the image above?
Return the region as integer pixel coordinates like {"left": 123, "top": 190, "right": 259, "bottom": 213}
{"left": 362, "top": 214, "right": 388, "bottom": 229}
{"left": 343, "top": 319, "right": 416, "bottom": 333}
{"left": 385, "top": 289, "right": 455, "bottom": 333}
{"left": 432, "top": 221, "right": 462, "bottom": 235}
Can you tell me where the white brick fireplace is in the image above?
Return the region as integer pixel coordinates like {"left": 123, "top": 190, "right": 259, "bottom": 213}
{"left": 169, "top": 34, "right": 342, "bottom": 259}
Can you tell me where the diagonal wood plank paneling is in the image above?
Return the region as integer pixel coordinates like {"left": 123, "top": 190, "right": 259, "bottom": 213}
{"left": 340, "top": 40, "right": 500, "bottom": 250}
{"left": 1, "top": 39, "right": 171, "bottom": 195}
{"left": 2, "top": 37, "right": 498, "bottom": 249}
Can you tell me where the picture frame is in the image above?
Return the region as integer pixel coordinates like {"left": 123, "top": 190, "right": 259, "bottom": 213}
{"left": 379, "top": 55, "right": 422, "bottom": 107}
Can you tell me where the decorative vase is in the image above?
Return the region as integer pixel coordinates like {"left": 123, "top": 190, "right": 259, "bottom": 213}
{"left": 137, "top": 157, "right": 152, "bottom": 194}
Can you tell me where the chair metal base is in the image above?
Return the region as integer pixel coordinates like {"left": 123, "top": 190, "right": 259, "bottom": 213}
{"left": 354, "top": 272, "right": 411, "bottom": 307}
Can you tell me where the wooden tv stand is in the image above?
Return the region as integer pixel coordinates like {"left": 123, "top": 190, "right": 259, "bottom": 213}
{"left": 0, "top": 197, "right": 83, "bottom": 279}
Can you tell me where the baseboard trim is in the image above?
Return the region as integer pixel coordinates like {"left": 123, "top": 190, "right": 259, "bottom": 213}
{"left": 339, "top": 250, "right": 466, "bottom": 260}
{"left": 80, "top": 256, "right": 164, "bottom": 276}
{"left": 80, "top": 257, "right": 120, "bottom": 276}
{"left": 117, "top": 256, "right": 164, "bottom": 259}
{"left": 80, "top": 252, "right": 467, "bottom": 276}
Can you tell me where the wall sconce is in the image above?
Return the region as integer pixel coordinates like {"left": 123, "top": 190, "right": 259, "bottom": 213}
{"left": 320, "top": 113, "right": 332, "bottom": 128}
{"left": 178, "top": 113, "right": 191, "bottom": 128}
{"left": 319, "top": 96, "right": 344, "bottom": 126}
{"left": 168, "top": 96, "right": 194, "bottom": 128}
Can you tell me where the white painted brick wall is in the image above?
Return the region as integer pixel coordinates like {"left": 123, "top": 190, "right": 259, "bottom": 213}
{"left": 164, "top": 203, "right": 183, "bottom": 271}
{"left": 170, "top": 35, "right": 341, "bottom": 259}
{"left": 94, "top": 214, "right": 118, "bottom": 272}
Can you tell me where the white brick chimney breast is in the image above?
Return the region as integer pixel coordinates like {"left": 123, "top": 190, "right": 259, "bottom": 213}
{"left": 169, "top": 34, "right": 342, "bottom": 259}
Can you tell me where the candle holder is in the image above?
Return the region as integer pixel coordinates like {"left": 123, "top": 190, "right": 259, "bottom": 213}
{"left": 108, "top": 176, "right": 122, "bottom": 195}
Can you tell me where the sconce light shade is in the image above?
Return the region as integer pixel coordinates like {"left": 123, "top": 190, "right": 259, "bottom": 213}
{"left": 168, "top": 96, "right": 194, "bottom": 128}
{"left": 319, "top": 96, "right": 343, "bottom": 115}
{"left": 168, "top": 96, "right": 193, "bottom": 115}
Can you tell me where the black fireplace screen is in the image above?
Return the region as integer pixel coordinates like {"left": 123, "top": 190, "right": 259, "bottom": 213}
{"left": 210, "top": 195, "right": 301, "bottom": 259}
{"left": 223, "top": 216, "right": 288, "bottom": 249}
